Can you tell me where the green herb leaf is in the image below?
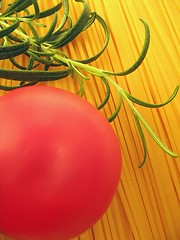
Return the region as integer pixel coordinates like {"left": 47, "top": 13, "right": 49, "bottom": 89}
{"left": 108, "top": 93, "right": 122, "bottom": 122}
{"left": 35, "top": 13, "right": 58, "bottom": 44}
{"left": 26, "top": 22, "right": 39, "bottom": 40}
{"left": 1, "top": 0, "right": 33, "bottom": 17}
{"left": 0, "top": 81, "right": 37, "bottom": 91}
{"left": 97, "top": 77, "right": 111, "bottom": 110}
{"left": 82, "top": 11, "right": 96, "bottom": 31}
{"left": 132, "top": 106, "right": 179, "bottom": 158}
{"left": 24, "top": 2, "right": 63, "bottom": 19}
{"left": 10, "top": 57, "right": 27, "bottom": 70}
{"left": 52, "top": 0, "right": 91, "bottom": 48}
{"left": 77, "top": 14, "right": 110, "bottom": 64}
{"left": 125, "top": 85, "right": 179, "bottom": 108}
{"left": 133, "top": 113, "right": 147, "bottom": 168}
{"left": 30, "top": 0, "right": 40, "bottom": 20}
{"left": 0, "top": 41, "right": 29, "bottom": 59}
{"left": 104, "top": 19, "right": 150, "bottom": 76}
{"left": 0, "top": 20, "right": 20, "bottom": 38}
{"left": 28, "top": 50, "right": 53, "bottom": 65}
{"left": 0, "top": 67, "right": 71, "bottom": 81}
{"left": 13, "top": 0, "right": 36, "bottom": 14}
{"left": 52, "top": 0, "right": 70, "bottom": 31}
{"left": 7, "top": 33, "right": 24, "bottom": 43}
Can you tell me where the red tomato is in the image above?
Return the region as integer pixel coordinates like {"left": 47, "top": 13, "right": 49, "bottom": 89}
{"left": 0, "top": 86, "right": 121, "bottom": 240}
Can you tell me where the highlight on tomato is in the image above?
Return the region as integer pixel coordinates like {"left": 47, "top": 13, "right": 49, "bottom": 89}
{"left": 0, "top": 86, "right": 122, "bottom": 240}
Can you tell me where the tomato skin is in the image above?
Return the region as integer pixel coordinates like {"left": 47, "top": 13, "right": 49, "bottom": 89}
{"left": 0, "top": 86, "right": 121, "bottom": 240}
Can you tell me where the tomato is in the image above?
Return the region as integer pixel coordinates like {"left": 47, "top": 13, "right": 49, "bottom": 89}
{"left": 0, "top": 86, "right": 121, "bottom": 240}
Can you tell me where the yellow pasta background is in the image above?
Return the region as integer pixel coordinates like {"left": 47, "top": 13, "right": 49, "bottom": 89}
{"left": 0, "top": 0, "right": 179, "bottom": 239}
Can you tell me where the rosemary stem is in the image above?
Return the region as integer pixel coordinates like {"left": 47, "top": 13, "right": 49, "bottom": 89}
{"left": 53, "top": 54, "right": 104, "bottom": 77}
{"left": 55, "top": 53, "right": 179, "bottom": 158}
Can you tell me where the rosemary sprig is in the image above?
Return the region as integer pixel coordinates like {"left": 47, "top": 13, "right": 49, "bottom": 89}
{"left": 0, "top": 0, "right": 179, "bottom": 167}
